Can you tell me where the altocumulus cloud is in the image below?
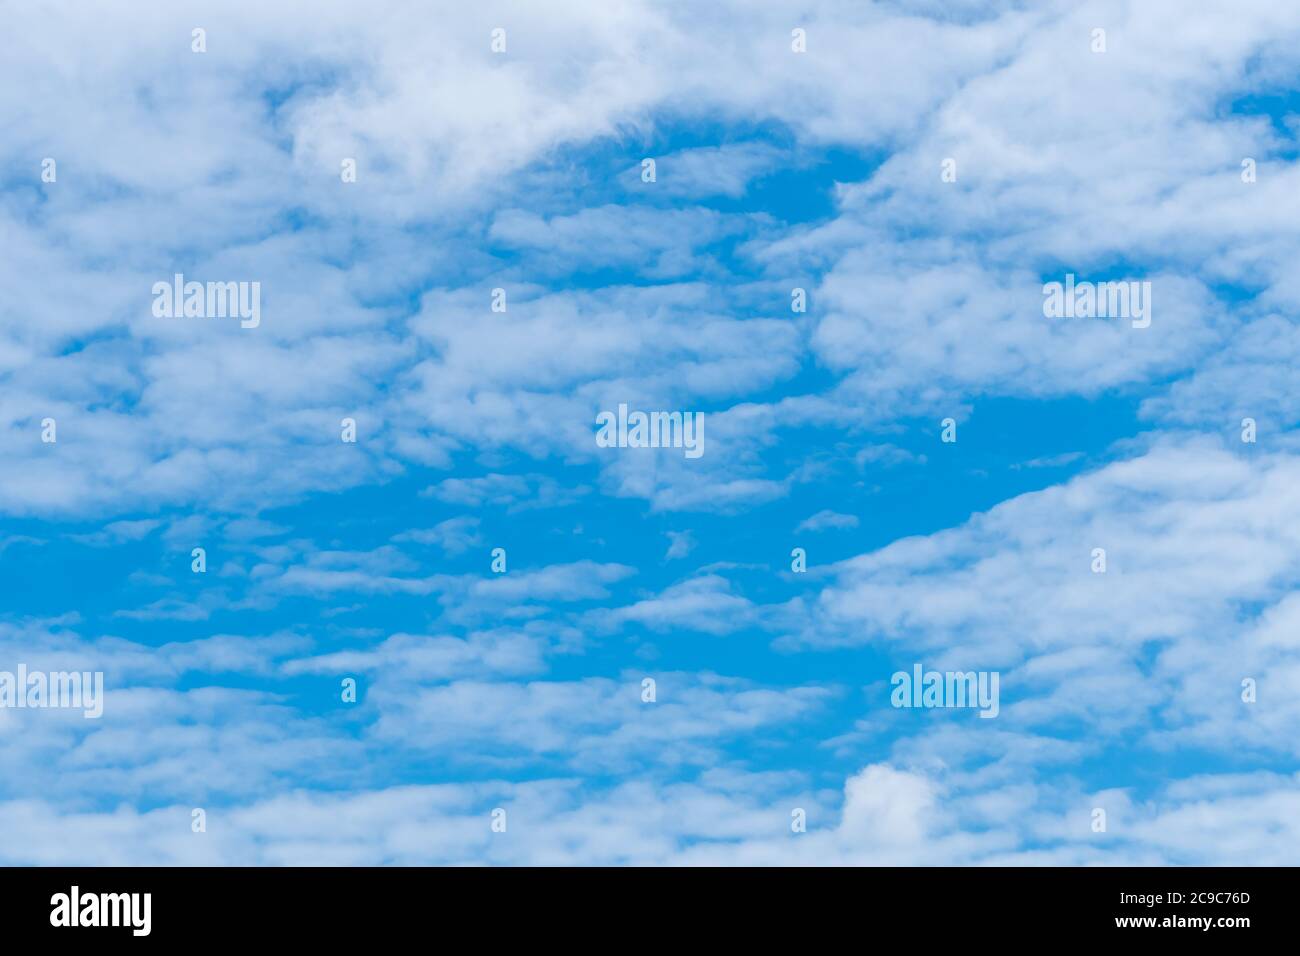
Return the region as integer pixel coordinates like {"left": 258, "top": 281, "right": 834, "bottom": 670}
{"left": 0, "top": 0, "right": 1297, "bottom": 865}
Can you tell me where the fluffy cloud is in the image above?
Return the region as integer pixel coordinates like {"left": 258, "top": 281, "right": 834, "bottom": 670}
{"left": 3, "top": 0, "right": 1298, "bottom": 866}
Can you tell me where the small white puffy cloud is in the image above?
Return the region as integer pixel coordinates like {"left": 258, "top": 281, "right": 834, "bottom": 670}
{"left": 796, "top": 510, "right": 860, "bottom": 533}
{"left": 664, "top": 530, "right": 696, "bottom": 560}
{"left": 393, "top": 517, "right": 483, "bottom": 555}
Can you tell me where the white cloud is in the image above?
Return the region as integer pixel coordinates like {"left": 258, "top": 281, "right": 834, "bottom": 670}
{"left": 796, "top": 509, "right": 860, "bottom": 533}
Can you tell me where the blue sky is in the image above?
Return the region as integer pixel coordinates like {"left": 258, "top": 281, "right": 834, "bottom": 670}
{"left": 1, "top": 0, "right": 1299, "bottom": 864}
